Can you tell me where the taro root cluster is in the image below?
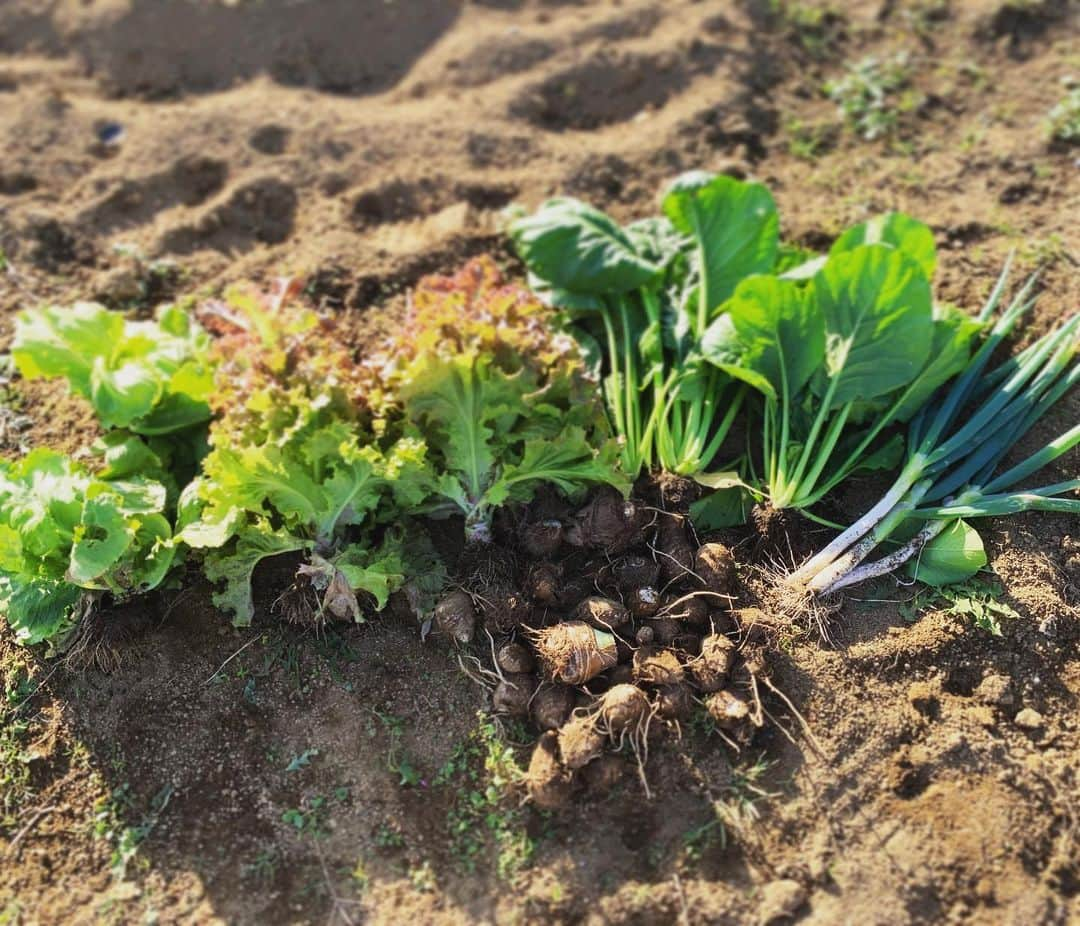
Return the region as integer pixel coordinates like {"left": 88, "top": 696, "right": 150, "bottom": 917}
{"left": 434, "top": 486, "right": 775, "bottom": 808}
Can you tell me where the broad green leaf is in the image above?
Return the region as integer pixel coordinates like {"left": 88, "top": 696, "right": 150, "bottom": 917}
{"left": 333, "top": 541, "right": 409, "bottom": 613}
{"left": 906, "top": 519, "right": 986, "bottom": 587}
{"left": 890, "top": 303, "right": 983, "bottom": 422}
{"left": 400, "top": 353, "right": 526, "bottom": 506}
{"left": 831, "top": 213, "right": 937, "bottom": 280}
{"left": 67, "top": 495, "right": 135, "bottom": 586}
{"left": 87, "top": 479, "right": 168, "bottom": 516}
{"left": 526, "top": 272, "right": 608, "bottom": 318}
{"left": 318, "top": 451, "right": 384, "bottom": 540}
{"left": 12, "top": 303, "right": 124, "bottom": 395}
{"left": 625, "top": 216, "right": 688, "bottom": 269}
{"left": 0, "top": 450, "right": 86, "bottom": 560}
{"left": 774, "top": 243, "right": 821, "bottom": 276}
{"left": 176, "top": 500, "right": 242, "bottom": 550}
{"left": 1, "top": 578, "right": 81, "bottom": 646}
{"left": 693, "top": 471, "right": 753, "bottom": 491}
{"left": 690, "top": 487, "right": 754, "bottom": 530}
{"left": 205, "top": 524, "right": 310, "bottom": 626}
{"left": 157, "top": 302, "right": 194, "bottom": 338}
{"left": 487, "top": 429, "right": 627, "bottom": 508}
{"left": 510, "top": 198, "right": 659, "bottom": 295}
{"left": 128, "top": 514, "right": 176, "bottom": 591}
{"left": 93, "top": 432, "right": 166, "bottom": 481}
{"left": 204, "top": 446, "right": 325, "bottom": 528}
{"left": 0, "top": 447, "right": 176, "bottom": 628}
{"left": 812, "top": 245, "right": 934, "bottom": 407}
{"left": 298, "top": 421, "right": 354, "bottom": 476}
{"left": 134, "top": 360, "right": 215, "bottom": 434}
{"left": 848, "top": 432, "right": 904, "bottom": 474}
{"left": 430, "top": 472, "right": 470, "bottom": 515}
{"left": 0, "top": 525, "right": 24, "bottom": 573}
{"left": 702, "top": 275, "right": 824, "bottom": 400}
{"left": 662, "top": 171, "right": 779, "bottom": 313}
{"left": 13, "top": 301, "right": 213, "bottom": 438}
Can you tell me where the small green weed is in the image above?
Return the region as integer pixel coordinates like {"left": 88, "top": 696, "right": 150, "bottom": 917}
{"left": 408, "top": 861, "right": 437, "bottom": 893}
{"left": 435, "top": 715, "right": 535, "bottom": 881}
{"left": 784, "top": 118, "right": 837, "bottom": 161}
{"left": 1, "top": 667, "right": 38, "bottom": 830}
{"left": 282, "top": 796, "right": 328, "bottom": 836}
{"left": 1046, "top": 82, "right": 1080, "bottom": 145}
{"left": 281, "top": 787, "right": 350, "bottom": 839}
{"left": 351, "top": 859, "right": 370, "bottom": 895}
{"left": 682, "top": 819, "right": 723, "bottom": 863}
{"left": 771, "top": 1, "right": 846, "bottom": 57}
{"left": 371, "top": 710, "right": 422, "bottom": 787}
{"left": 900, "top": 575, "right": 1020, "bottom": 636}
{"left": 286, "top": 748, "right": 320, "bottom": 773}
{"left": 93, "top": 783, "right": 174, "bottom": 878}
{"left": 374, "top": 823, "right": 405, "bottom": 850}
{"left": 712, "top": 754, "right": 777, "bottom": 847}
{"left": 903, "top": 0, "right": 951, "bottom": 39}
{"left": 242, "top": 848, "right": 280, "bottom": 883}
{"left": 825, "top": 53, "right": 914, "bottom": 140}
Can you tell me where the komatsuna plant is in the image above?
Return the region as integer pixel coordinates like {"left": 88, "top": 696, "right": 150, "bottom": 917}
{"left": 511, "top": 170, "right": 779, "bottom": 479}
{"left": 702, "top": 214, "right": 983, "bottom": 520}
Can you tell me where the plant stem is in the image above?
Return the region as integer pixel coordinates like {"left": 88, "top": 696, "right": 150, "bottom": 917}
{"left": 787, "top": 456, "right": 928, "bottom": 585}
{"left": 820, "top": 520, "right": 946, "bottom": 594}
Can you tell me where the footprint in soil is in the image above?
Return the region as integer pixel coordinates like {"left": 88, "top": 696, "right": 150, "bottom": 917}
{"left": 248, "top": 125, "right": 290, "bottom": 156}
{"left": 446, "top": 35, "right": 556, "bottom": 88}
{"left": 563, "top": 153, "right": 635, "bottom": 202}
{"left": 71, "top": 0, "right": 462, "bottom": 98}
{"left": 979, "top": 0, "right": 1067, "bottom": 56}
{"left": 465, "top": 132, "right": 535, "bottom": 169}
{"left": 572, "top": 6, "right": 663, "bottom": 43}
{"left": 0, "top": 172, "right": 38, "bottom": 196}
{"left": 510, "top": 52, "right": 696, "bottom": 131}
{"left": 21, "top": 215, "right": 95, "bottom": 270}
{"left": 159, "top": 177, "right": 297, "bottom": 255}
{"left": 78, "top": 156, "right": 229, "bottom": 234}
{"left": 349, "top": 177, "right": 517, "bottom": 230}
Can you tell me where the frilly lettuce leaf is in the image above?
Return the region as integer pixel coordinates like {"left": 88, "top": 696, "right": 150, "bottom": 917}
{"left": 487, "top": 429, "right": 625, "bottom": 508}
{"left": 382, "top": 259, "right": 625, "bottom": 541}
{"left": 203, "top": 522, "right": 311, "bottom": 627}
{"left": 185, "top": 304, "right": 437, "bottom": 623}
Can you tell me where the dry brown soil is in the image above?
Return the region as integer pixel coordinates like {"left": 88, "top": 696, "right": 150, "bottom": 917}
{"left": 0, "top": 0, "right": 1078, "bottom": 924}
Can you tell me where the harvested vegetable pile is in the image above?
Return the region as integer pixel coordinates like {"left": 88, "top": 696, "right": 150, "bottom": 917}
{"left": 1, "top": 167, "right": 1076, "bottom": 813}
{"left": 432, "top": 480, "right": 790, "bottom": 805}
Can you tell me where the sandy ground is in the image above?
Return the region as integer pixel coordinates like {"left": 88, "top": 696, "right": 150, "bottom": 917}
{"left": 0, "top": 0, "right": 1079, "bottom": 923}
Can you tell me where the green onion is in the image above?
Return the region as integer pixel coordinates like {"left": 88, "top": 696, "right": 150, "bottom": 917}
{"left": 789, "top": 261, "right": 1079, "bottom": 595}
